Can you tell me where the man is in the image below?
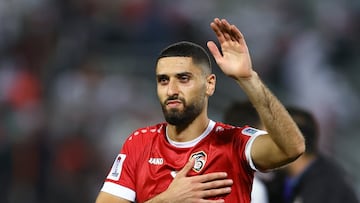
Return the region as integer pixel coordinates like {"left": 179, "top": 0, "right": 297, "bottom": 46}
{"left": 265, "top": 106, "right": 359, "bottom": 203}
{"left": 96, "top": 18, "right": 305, "bottom": 203}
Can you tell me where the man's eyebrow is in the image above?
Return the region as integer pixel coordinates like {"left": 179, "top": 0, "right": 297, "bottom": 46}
{"left": 176, "top": 72, "right": 193, "bottom": 77}
{"left": 156, "top": 72, "right": 193, "bottom": 77}
{"left": 156, "top": 74, "right": 167, "bottom": 77}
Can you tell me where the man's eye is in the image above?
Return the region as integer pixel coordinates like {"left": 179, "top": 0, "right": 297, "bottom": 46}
{"left": 179, "top": 76, "right": 190, "bottom": 82}
{"left": 158, "top": 78, "right": 168, "bottom": 84}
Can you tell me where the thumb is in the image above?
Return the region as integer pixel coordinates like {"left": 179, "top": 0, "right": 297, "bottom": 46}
{"left": 176, "top": 158, "right": 195, "bottom": 177}
{"left": 207, "top": 41, "right": 223, "bottom": 62}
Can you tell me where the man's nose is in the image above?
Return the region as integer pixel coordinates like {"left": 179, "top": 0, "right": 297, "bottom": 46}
{"left": 167, "top": 80, "right": 179, "bottom": 96}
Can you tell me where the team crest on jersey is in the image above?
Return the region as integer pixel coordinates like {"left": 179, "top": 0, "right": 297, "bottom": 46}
{"left": 107, "top": 154, "right": 126, "bottom": 181}
{"left": 190, "top": 151, "right": 207, "bottom": 173}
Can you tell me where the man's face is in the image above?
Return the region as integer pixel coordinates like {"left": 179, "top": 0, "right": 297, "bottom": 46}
{"left": 156, "top": 57, "right": 214, "bottom": 126}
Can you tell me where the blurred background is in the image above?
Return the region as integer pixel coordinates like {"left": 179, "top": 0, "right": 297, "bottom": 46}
{"left": 0, "top": 0, "right": 359, "bottom": 202}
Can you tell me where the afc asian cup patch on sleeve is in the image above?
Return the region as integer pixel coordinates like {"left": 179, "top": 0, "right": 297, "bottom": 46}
{"left": 241, "top": 127, "right": 267, "bottom": 136}
{"left": 107, "top": 154, "right": 126, "bottom": 181}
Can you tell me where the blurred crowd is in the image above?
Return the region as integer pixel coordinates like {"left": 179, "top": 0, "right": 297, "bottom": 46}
{"left": 0, "top": 0, "right": 360, "bottom": 202}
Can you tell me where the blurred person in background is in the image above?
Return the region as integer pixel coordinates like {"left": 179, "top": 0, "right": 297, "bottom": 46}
{"left": 223, "top": 101, "right": 269, "bottom": 203}
{"left": 95, "top": 18, "right": 305, "bottom": 203}
{"left": 225, "top": 101, "right": 359, "bottom": 203}
{"left": 265, "top": 106, "right": 359, "bottom": 203}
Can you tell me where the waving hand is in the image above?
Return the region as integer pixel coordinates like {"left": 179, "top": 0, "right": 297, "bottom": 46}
{"left": 207, "top": 18, "right": 253, "bottom": 80}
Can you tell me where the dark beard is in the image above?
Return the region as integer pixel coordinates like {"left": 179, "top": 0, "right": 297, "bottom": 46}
{"left": 161, "top": 99, "right": 203, "bottom": 127}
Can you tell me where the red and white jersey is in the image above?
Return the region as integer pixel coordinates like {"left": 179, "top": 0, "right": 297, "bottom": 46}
{"left": 100, "top": 120, "right": 266, "bottom": 203}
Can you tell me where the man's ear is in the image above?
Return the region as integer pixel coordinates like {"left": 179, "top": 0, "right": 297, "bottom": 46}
{"left": 206, "top": 74, "right": 216, "bottom": 96}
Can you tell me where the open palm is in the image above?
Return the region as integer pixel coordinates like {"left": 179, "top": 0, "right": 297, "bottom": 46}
{"left": 207, "top": 18, "right": 253, "bottom": 80}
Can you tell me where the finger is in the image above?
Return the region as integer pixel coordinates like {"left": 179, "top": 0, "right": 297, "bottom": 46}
{"left": 176, "top": 158, "right": 195, "bottom": 177}
{"left": 200, "top": 199, "right": 225, "bottom": 203}
{"left": 210, "top": 19, "right": 226, "bottom": 44}
{"left": 191, "top": 171, "right": 229, "bottom": 183}
{"left": 201, "top": 187, "right": 232, "bottom": 198}
{"left": 228, "top": 25, "right": 240, "bottom": 42}
{"left": 215, "top": 20, "right": 231, "bottom": 42}
{"left": 223, "top": 32, "right": 232, "bottom": 42}
{"left": 207, "top": 41, "right": 223, "bottom": 63}
{"left": 200, "top": 178, "right": 233, "bottom": 190}
{"left": 220, "top": 19, "right": 233, "bottom": 33}
{"left": 218, "top": 19, "right": 242, "bottom": 42}
{"left": 221, "top": 19, "right": 231, "bottom": 27}
{"left": 231, "top": 28, "right": 241, "bottom": 42}
{"left": 219, "top": 19, "right": 234, "bottom": 41}
{"left": 230, "top": 25, "right": 245, "bottom": 43}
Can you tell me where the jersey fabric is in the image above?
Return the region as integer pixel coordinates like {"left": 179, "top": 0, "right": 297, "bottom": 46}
{"left": 100, "top": 120, "right": 266, "bottom": 203}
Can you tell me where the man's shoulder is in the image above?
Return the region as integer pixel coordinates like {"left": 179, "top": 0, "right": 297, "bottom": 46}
{"left": 215, "top": 122, "right": 267, "bottom": 137}
{"left": 124, "top": 123, "right": 166, "bottom": 143}
{"left": 133, "top": 123, "right": 166, "bottom": 135}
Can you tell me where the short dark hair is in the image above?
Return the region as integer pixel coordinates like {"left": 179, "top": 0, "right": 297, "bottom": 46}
{"left": 157, "top": 41, "right": 212, "bottom": 74}
{"left": 223, "top": 100, "right": 261, "bottom": 128}
{"left": 286, "top": 106, "right": 319, "bottom": 154}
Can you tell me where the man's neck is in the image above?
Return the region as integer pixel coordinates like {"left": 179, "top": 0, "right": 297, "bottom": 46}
{"left": 167, "top": 116, "right": 210, "bottom": 142}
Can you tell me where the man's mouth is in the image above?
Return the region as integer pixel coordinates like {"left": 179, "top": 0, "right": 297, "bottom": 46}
{"left": 166, "top": 100, "right": 182, "bottom": 108}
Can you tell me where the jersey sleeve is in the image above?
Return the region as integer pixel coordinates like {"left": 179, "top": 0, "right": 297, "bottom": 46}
{"left": 241, "top": 126, "right": 267, "bottom": 171}
{"left": 100, "top": 132, "right": 140, "bottom": 202}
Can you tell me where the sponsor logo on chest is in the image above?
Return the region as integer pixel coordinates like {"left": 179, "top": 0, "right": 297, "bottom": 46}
{"left": 148, "top": 157, "right": 164, "bottom": 165}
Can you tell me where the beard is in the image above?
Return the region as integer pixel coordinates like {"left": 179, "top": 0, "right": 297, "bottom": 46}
{"left": 161, "top": 96, "right": 205, "bottom": 126}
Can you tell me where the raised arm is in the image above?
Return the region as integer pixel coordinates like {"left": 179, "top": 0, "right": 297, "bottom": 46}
{"left": 207, "top": 18, "right": 305, "bottom": 171}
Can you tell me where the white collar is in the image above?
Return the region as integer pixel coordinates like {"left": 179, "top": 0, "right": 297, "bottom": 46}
{"left": 166, "top": 120, "right": 215, "bottom": 148}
